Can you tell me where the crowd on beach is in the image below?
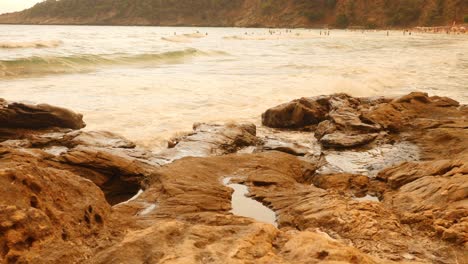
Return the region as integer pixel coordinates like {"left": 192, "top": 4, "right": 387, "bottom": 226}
{"left": 168, "top": 24, "right": 467, "bottom": 41}
{"left": 261, "top": 25, "right": 468, "bottom": 37}
{"left": 413, "top": 24, "right": 467, "bottom": 34}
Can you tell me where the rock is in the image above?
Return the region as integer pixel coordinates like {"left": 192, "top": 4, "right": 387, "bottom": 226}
{"left": 156, "top": 122, "right": 258, "bottom": 163}
{"left": 310, "top": 173, "right": 370, "bottom": 197}
{"left": 0, "top": 94, "right": 467, "bottom": 264}
{"left": 94, "top": 152, "right": 383, "bottom": 264}
{"left": 57, "top": 146, "right": 155, "bottom": 205}
{"left": 314, "top": 120, "right": 337, "bottom": 140}
{"left": 393, "top": 92, "right": 431, "bottom": 104}
{"left": 261, "top": 137, "right": 311, "bottom": 156}
{"left": 91, "top": 220, "right": 381, "bottom": 264}
{"left": 262, "top": 94, "right": 384, "bottom": 149}
{"left": 261, "top": 96, "right": 330, "bottom": 128}
{"left": 109, "top": 151, "right": 465, "bottom": 263}
{"left": 0, "top": 100, "right": 85, "bottom": 130}
{"left": 278, "top": 230, "right": 379, "bottom": 264}
{"left": 361, "top": 92, "right": 466, "bottom": 134}
{"left": 377, "top": 157, "right": 467, "bottom": 247}
{"left": 0, "top": 161, "right": 114, "bottom": 263}
{"left": 262, "top": 94, "right": 381, "bottom": 132}
{"left": 377, "top": 157, "right": 467, "bottom": 189}
{"left": 320, "top": 132, "right": 378, "bottom": 148}
{"left": 71, "top": 131, "right": 136, "bottom": 148}
{"left": 319, "top": 141, "right": 420, "bottom": 176}
{"left": 263, "top": 92, "right": 467, "bottom": 154}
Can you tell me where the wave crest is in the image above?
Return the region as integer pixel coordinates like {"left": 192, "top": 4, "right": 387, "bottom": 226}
{"left": 161, "top": 33, "right": 206, "bottom": 43}
{"left": 0, "top": 48, "right": 227, "bottom": 78}
{"left": 0, "top": 40, "right": 63, "bottom": 49}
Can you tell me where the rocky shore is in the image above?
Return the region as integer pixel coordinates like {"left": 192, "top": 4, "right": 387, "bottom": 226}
{"left": 0, "top": 92, "right": 466, "bottom": 263}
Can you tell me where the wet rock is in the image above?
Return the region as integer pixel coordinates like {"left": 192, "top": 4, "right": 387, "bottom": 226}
{"left": 362, "top": 92, "right": 466, "bottom": 135}
{"left": 262, "top": 94, "right": 384, "bottom": 149}
{"left": 329, "top": 106, "right": 380, "bottom": 132}
{"left": 262, "top": 94, "right": 381, "bottom": 133}
{"left": 0, "top": 100, "right": 85, "bottom": 130}
{"left": 319, "top": 142, "right": 420, "bottom": 176}
{"left": 263, "top": 92, "right": 467, "bottom": 155}
{"left": 71, "top": 131, "right": 136, "bottom": 148}
{"left": 320, "top": 132, "right": 378, "bottom": 148}
{"left": 314, "top": 120, "right": 336, "bottom": 140}
{"left": 156, "top": 122, "right": 258, "bottom": 162}
{"left": 256, "top": 126, "right": 322, "bottom": 159}
{"left": 261, "top": 96, "right": 330, "bottom": 128}
{"left": 260, "top": 137, "right": 311, "bottom": 156}
{"left": 393, "top": 92, "right": 432, "bottom": 104}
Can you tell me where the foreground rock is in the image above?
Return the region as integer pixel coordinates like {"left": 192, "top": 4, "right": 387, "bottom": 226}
{"left": 0, "top": 93, "right": 466, "bottom": 264}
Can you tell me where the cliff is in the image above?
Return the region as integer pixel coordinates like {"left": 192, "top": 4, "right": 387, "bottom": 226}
{"left": 0, "top": 0, "right": 467, "bottom": 28}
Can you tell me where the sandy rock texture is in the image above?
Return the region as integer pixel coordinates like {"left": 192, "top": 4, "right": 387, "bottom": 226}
{"left": 0, "top": 92, "right": 466, "bottom": 264}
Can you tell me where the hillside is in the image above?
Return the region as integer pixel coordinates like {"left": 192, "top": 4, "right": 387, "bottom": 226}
{"left": 0, "top": 0, "right": 467, "bottom": 28}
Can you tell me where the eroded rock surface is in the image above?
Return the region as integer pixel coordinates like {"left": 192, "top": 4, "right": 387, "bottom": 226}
{"left": 1, "top": 94, "right": 466, "bottom": 264}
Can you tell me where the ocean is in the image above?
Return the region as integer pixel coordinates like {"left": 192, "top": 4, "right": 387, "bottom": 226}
{"left": 1, "top": 25, "right": 467, "bottom": 149}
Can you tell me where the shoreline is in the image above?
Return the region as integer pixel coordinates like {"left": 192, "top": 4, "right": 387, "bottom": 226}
{"left": 1, "top": 23, "right": 466, "bottom": 36}
{"left": 0, "top": 22, "right": 466, "bottom": 31}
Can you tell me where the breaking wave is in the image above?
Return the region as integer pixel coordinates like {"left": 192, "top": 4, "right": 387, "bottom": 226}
{"left": 0, "top": 40, "right": 63, "bottom": 49}
{"left": 0, "top": 48, "right": 228, "bottom": 78}
{"left": 161, "top": 33, "right": 207, "bottom": 43}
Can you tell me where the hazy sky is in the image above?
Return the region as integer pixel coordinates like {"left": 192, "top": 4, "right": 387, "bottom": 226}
{"left": 0, "top": 0, "right": 43, "bottom": 14}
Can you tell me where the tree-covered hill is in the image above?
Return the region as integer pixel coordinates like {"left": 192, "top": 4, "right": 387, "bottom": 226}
{"left": 0, "top": 0, "right": 467, "bottom": 28}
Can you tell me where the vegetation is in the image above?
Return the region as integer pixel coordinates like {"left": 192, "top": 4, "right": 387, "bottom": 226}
{"left": 260, "top": 0, "right": 277, "bottom": 15}
{"left": 425, "top": 0, "right": 445, "bottom": 25}
{"left": 385, "top": 0, "right": 424, "bottom": 26}
{"left": 464, "top": 14, "right": 468, "bottom": 23}
{"left": 2, "top": 0, "right": 467, "bottom": 28}
{"left": 335, "top": 14, "right": 349, "bottom": 28}
{"left": 304, "top": 11, "right": 325, "bottom": 22}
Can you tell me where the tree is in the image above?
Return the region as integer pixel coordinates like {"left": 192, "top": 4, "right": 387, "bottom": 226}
{"left": 335, "top": 14, "right": 349, "bottom": 28}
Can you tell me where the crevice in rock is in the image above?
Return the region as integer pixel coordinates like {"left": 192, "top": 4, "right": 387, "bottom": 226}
{"left": 30, "top": 196, "right": 39, "bottom": 208}
{"left": 94, "top": 214, "right": 103, "bottom": 224}
{"left": 100, "top": 175, "right": 141, "bottom": 205}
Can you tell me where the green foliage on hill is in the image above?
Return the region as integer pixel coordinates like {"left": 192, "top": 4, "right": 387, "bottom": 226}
{"left": 25, "top": 0, "right": 244, "bottom": 20}
{"left": 335, "top": 14, "right": 349, "bottom": 28}
{"left": 384, "top": 0, "right": 424, "bottom": 26}
{"left": 3, "top": 0, "right": 467, "bottom": 28}
{"left": 464, "top": 14, "right": 468, "bottom": 23}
